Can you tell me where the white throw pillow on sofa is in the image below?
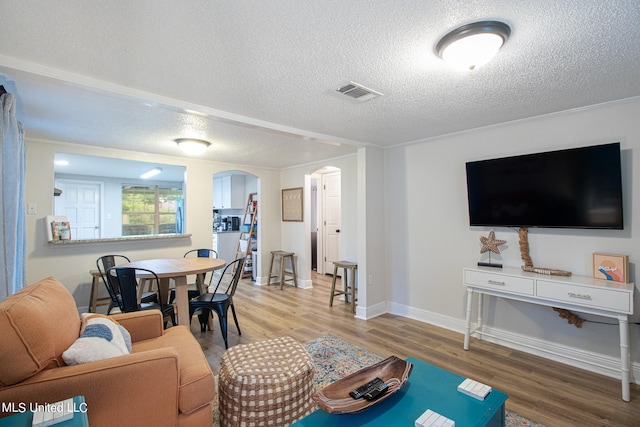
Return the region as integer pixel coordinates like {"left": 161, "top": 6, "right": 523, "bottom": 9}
{"left": 62, "top": 313, "right": 132, "bottom": 365}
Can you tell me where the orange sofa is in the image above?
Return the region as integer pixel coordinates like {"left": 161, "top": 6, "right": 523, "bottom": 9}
{"left": 0, "top": 277, "right": 215, "bottom": 426}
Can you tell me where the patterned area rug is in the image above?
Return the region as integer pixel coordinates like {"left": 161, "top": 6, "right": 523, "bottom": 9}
{"left": 302, "top": 333, "right": 384, "bottom": 390}
{"left": 302, "top": 333, "right": 546, "bottom": 427}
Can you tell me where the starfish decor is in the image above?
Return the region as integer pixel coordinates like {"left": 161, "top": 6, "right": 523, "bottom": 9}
{"left": 479, "top": 231, "right": 507, "bottom": 254}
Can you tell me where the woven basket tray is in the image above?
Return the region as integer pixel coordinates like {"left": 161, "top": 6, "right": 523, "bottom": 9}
{"left": 312, "top": 355, "right": 413, "bottom": 414}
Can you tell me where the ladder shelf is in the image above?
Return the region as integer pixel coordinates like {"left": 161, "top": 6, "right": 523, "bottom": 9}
{"left": 235, "top": 193, "right": 257, "bottom": 278}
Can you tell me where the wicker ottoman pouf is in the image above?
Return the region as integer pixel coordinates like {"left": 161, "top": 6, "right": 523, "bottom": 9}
{"left": 218, "top": 336, "right": 316, "bottom": 427}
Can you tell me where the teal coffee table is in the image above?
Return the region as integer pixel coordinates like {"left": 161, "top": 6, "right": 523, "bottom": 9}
{"left": 293, "top": 357, "right": 508, "bottom": 427}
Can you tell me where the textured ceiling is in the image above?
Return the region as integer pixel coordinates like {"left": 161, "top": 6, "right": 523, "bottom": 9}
{"left": 1, "top": 1, "right": 639, "bottom": 169}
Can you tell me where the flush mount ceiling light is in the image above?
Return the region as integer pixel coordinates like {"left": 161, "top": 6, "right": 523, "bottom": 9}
{"left": 140, "top": 167, "right": 162, "bottom": 179}
{"left": 435, "top": 20, "right": 511, "bottom": 71}
{"left": 175, "top": 138, "right": 211, "bottom": 156}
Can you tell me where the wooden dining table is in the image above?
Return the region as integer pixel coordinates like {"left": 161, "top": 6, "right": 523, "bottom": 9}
{"left": 121, "top": 257, "right": 226, "bottom": 328}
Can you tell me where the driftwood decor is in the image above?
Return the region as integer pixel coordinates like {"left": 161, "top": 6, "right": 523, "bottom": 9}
{"left": 518, "top": 227, "right": 533, "bottom": 267}
{"left": 553, "top": 307, "right": 585, "bottom": 328}
{"left": 517, "top": 227, "right": 571, "bottom": 276}
{"left": 518, "top": 227, "right": 584, "bottom": 327}
{"left": 521, "top": 266, "right": 572, "bottom": 276}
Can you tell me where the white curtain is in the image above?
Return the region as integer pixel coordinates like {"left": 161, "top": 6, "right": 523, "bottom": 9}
{"left": 0, "top": 90, "right": 27, "bottom": 300}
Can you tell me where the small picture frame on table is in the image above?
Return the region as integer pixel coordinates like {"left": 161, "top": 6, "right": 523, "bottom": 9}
{"left": 592, "top": 253, "right": 629, "bottom": 283}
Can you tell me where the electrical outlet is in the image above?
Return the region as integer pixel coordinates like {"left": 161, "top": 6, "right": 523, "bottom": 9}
{"left": 27, "top": 203, "right": 37, "bottom": 215}
{"left": 368, "top": 275, "right": 373, "bottom": 286}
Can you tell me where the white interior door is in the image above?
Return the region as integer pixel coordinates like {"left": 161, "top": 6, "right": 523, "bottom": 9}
{"left": 54, "top": 179, "right": 102, "bottom": 239}
{"left": 323, "top": 171, "right": 341, "bottom": 274}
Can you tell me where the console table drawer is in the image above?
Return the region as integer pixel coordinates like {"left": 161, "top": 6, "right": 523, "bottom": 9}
{"left": 536, "top": 280, "right": 632, "bottom": 313}
{"left": 465, "top": 270, "right": 534, "bottom": 295}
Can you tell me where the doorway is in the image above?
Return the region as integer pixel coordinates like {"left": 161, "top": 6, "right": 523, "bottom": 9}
{"left": 212, "top": 170, "right": 260, "bottom": 281}
{"left": 310, "top": 167, "right": 341, "bottom": 275}
{"left": 54, "top": 179, "right": 102, "bottom": 239}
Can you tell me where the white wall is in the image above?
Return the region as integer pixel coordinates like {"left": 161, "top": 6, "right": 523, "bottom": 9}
{"left": 25, "top": 140, "right": 280, "bottom": 310}
{"left": 384, "top": 98, "right": 640, "bottom": 375}
{"left": 357, "top": 146, "right": 386, "bottom": 318}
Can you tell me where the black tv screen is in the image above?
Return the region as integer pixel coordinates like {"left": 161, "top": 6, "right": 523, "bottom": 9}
{"left": 465, "top": 143, "right": 623, "bottom": 229}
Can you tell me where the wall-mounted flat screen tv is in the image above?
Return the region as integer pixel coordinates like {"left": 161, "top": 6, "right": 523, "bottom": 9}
{"left": 465, "top": 142, "right": 623, "bottom": 229}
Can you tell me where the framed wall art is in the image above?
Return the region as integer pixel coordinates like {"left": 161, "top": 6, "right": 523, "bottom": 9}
{"left": 282, "top": 187, "right": 303, "bottom": 222}
{"left": 592, "top": 253, "right": 629, "bottom": 283}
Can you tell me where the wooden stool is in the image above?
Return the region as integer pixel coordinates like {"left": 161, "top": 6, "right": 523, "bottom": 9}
{"left": 267, "top": 251, "right": 298, "bottom": 289}
{"left": 329, "top": 261, "right": 358, "bottom": 313}
{"left": 88, "top": 270, "right": 113, "bottom": 313}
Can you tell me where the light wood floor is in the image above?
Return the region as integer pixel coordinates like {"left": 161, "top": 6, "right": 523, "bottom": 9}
{"left": 190, "top": 272, "right": 639, "bottom": 427}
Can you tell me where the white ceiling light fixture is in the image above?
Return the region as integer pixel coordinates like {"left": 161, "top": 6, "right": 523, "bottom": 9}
{"left": 436, "top": 20, "right": 511, "bottom": 71}
{"left": 140, "top": 167, "right": 162, "bottom": 179}
{"left": 175, "top": 138, "right": 211, "bottom": 156}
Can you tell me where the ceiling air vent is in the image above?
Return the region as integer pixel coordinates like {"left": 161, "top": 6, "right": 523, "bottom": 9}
{"left": 335, "top": 82, "right": 382, "bottom": 102}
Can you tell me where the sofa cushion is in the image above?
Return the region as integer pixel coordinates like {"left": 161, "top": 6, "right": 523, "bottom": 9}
{"left": 132, "top": 325, "right": 215, "bottom": 414}
{"left": 0, "top": 277, "right": 81, "bottom": 386}
{"left": 62, "top": 313, "right": 132, "bottom": 365}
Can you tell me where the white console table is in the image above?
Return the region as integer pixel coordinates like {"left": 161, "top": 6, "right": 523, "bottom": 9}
{"left": 463, "top": 266, "right": 634, "bottom": 401}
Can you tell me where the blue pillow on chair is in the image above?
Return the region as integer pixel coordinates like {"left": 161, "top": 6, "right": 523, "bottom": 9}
{"left": 62, "top": 313, "right": 132, "bottom": 365}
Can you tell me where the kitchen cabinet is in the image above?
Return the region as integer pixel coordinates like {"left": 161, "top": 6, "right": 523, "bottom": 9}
{"left": 213, "top": 175, "right": 246, "bottom": 209}
{"left": 213, "top": 231, "right": 241, "bottom": 264}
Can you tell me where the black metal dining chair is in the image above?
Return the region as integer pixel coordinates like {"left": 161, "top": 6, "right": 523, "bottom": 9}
{"left": 169, "top": 248, "right": 219, "bottom": 303}
{"left": 189, "top": 257, "right": 245, "bottom": 348}
{"left": 96, "top": 254, "right": 157, "bottom": 314}
{"left": 106, "top": 266, "right": 177, "bottom": 328}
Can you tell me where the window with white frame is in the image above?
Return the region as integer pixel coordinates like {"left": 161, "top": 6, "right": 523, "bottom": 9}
{"left": 121, "top": 185, "right": 182, "bottom": 235}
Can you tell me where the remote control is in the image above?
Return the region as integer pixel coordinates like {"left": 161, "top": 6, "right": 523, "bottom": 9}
{"left": 349, "top": 377, "right": 385, "bottom": 399}
{"left": 363, "top": 382, "right": 389, "bottom": 401}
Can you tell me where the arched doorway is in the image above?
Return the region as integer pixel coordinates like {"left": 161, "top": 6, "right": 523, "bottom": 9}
{"left": 213, "top": 170, "right": 260, "bottom": 281}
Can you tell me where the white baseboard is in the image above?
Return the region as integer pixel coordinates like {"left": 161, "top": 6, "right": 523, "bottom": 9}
{"left": 387, "top": 301, "right": 640, "bottom": 385}
{"left": 252, "top": 276, "right": 312, "bottom": 288}
{"left": 356, "top": 301, "right": 387, "bottom": 320}
{"left": 298, "top": 278, "right": 313, "bottom": 289}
